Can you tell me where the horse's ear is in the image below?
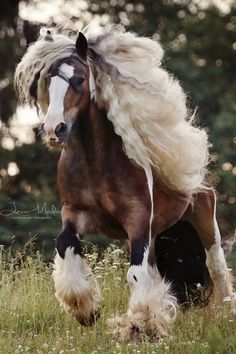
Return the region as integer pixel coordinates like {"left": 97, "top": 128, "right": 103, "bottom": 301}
{"left": 75, "top": 32, "right": 88, "bottom": 61}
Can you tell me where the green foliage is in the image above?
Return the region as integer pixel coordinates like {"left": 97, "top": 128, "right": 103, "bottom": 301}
{"left": 0, "top": 245, "right": 236, "bottom": 353}
{"left": 0, "top": 140, "right": 61, "bottom": 259}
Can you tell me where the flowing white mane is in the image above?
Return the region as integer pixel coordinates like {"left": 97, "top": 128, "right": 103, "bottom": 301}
{"left": 15, "top": 26, "right": 209, "bottom": 196}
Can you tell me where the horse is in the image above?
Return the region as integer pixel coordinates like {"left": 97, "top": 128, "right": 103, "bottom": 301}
{"left": 15, "top": 26, "right": 235, "bottom": 339}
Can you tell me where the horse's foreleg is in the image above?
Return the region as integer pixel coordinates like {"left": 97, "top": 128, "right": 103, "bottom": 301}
{"left": 52, "top": 209, "right": 101, "bottom": 325}
{"left": 127, "top": 237, "right": 177, "bottom": 338}
{"left": 185, "top": 190, "right": 235, "bottom": 306}
{"left": 113, "top": 216, "right": 177, "bottom": 340}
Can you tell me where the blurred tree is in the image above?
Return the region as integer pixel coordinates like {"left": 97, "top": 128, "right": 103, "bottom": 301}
{"left": 0, "top": 0, "right": 20, "bottom": 123}
{"left": 0, "top": 1, "right": 59, "bottom": 258}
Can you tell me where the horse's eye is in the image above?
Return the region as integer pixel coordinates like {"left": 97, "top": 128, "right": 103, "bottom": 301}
{"left": 70, "top": 76, "right": 85, "bottom": 89}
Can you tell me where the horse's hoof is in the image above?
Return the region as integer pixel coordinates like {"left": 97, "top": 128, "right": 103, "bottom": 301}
{"left": 129, "top": 322, "right": 140, "bottom": 341}
{"left": 76, "top": 309, "right": 100, "bottom": 326}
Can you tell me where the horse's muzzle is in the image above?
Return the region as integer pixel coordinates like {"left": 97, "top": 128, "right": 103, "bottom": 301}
{"left": 41, "top": 122, "right": 69, "bottom": 148}
{"left": 45, "top": 136, "right": 67, "bottom": 148}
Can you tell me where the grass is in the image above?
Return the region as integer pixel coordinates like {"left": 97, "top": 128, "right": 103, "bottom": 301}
{"left": 0, "top": 243, "right": 236, "bottom": 354}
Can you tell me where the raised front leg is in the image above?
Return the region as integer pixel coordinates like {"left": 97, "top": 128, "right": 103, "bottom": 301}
{"left": 113, "top": 212, "right": 177, "bottom": 340}
{"left": 185, "top": 190, "right": 235, "bottom": 306}
{"left": 53, "top": 207, "right": 101, "bottom": 325}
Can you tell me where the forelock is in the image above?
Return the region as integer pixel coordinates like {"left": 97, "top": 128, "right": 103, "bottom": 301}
{"left": 14, "top": 28, "right": 75, "bottom": 113}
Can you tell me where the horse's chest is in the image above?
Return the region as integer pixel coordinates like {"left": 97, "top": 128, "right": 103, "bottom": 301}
{"left": 58, "top": 154, "right": 111, "bottom": 211}
{"left": 58, "top": 150, "right": 94, "bottom": 206}
{"left": 59, "top": 164, "right": 127, "bottom": 237}
{"left": 57, "top": 145, "right": 150, "bottom": 237}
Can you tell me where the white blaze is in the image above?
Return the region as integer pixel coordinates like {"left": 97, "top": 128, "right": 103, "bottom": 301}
{"left": 43, "top": 63, "right": 74, "bottom": 132}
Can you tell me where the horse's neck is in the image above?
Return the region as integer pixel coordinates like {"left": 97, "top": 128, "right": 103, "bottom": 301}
{"left": 67, "top": 100, "right": 121, "bottom": 159}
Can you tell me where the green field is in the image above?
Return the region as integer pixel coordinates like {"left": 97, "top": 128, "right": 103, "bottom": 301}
{"left": 0, "top": 244, "right": 236, "bottom": 354}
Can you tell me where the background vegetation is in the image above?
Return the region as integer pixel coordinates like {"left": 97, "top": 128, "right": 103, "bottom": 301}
{"left": 0, "top": 0, "right": 236, "bottom": 261}
{"left": 0, "top": 245, "right": 236, "bottom": 353}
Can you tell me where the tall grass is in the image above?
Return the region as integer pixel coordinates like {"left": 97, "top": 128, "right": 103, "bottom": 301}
{"left": 0, "top": 244, "right": 236, "bottom": 354}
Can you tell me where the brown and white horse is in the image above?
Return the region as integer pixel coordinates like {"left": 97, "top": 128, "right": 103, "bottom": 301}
{"left": 15, "top": 27, "right": 235, "bottom": 339}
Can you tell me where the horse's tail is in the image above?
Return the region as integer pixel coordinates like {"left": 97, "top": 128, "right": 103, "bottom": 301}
{"left": 154, "top": 220, "right": 213, "bottom": 306}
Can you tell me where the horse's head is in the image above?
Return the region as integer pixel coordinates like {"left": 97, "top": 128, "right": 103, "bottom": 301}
{"left": 41, "top": 33, "right": 90, "bottom": 148}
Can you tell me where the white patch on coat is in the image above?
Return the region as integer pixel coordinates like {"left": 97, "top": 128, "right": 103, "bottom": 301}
{"left": 43, "top": 63, "right": 74, "bottom": 133}
{"left": 52, "top": 247, "right": 101, "bottom": 320}
{"left": 206, "top": 243, "right": 227, "bottom": 283}
{"left": 205, "top": 242, "right": 235, "bottom": 304}
{"left": 143, "top": 164, "right": 154, "bottom": 243}
{"left": 205, "top": 194, "right": 235, "bottom": 303}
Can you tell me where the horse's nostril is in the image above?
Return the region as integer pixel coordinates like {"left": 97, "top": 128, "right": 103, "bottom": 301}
{"left": 55, "top": 122, "right": 67, "bottom": 137}
{"left": 41, "top": 123, "right": 45, "bottom": 132}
